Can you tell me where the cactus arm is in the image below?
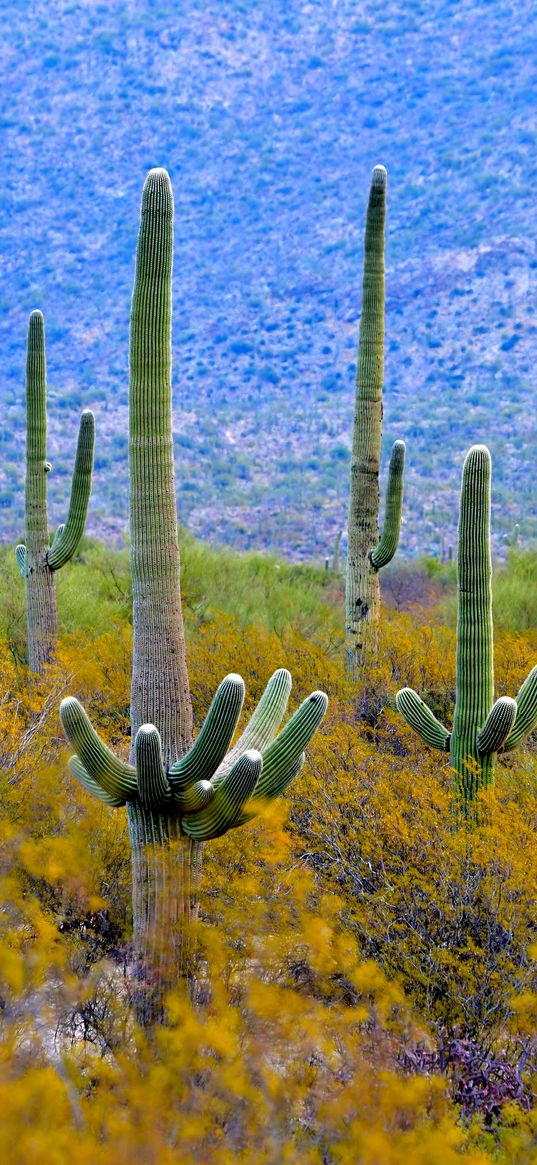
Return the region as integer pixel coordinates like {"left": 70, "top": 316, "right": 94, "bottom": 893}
{"left": 16, "top": 544, "right": 27, "bottom": 578}
{"left": 182, "top": 750, "right": 263, "bottom": 841}
{"left": 371, "top": 440, "right": 406, "bottom": 570}
{"left": 60, "top": 696, "right": 138, "bottom": 801}
{"left": 213, "top": 667, "right": 292, "bottom": 779}
{"left": 241, "top": 691, "right": 329, "bottom": 801}
{"left": 173, "top": 781, "right": 215, "bottom": 812}
{"left": 69, "top": 756, "right": 125, "bottom": 808}
{"left": 234, "top": 753, "right": 305, "bottom": 827}
{"left": 396, "top": 688, "right": 451, "bottom": 751}
{"left": 47, "top": 410, "right": 95, "bottom": 571}
{"left": 477, "top": 697, "right": 517, "bottom": 755}
{"left": 50, "top": 524, "right": 65, "bottom": 552}
{"left": 134, "top": 725, "right": 172, "bottom": 808}
{"left": 168, "top": 674, "right": 244, "bottom": 790}
{"left": 503, "top": 667, "right": 537, "bottom": 751}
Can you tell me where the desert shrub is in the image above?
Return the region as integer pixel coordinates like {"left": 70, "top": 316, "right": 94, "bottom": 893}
{"left": 0, "top": 547, "right": 535, "bottom": 1158}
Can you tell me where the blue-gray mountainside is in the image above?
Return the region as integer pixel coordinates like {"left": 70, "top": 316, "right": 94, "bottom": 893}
{"left": 1, "top": 0, "right": 536, "bottom": 559}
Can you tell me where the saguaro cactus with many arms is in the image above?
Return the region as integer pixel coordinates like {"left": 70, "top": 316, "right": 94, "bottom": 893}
{"left": 60, "top": 170, "right": 328, "bottom": 1026}
{"left": 396, "top": 445, "right": 537, "bottom": 813}
{"left": 16, "top": 311, "right": 94, "bottom": 673}
{"left": 345, "top": 165, "right": 406, "bottom": 679}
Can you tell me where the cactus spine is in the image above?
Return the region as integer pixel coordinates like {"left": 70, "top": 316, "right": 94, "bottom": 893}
{"left": 396, "top": 446, "right": 537, "bottom": 813}
{"left": 16, "top": 311, "right": 94, "bottom": 673}
{"left": 345, "top": 166, "right": 405, "bottom": 678}
{"left": 60, "top": 170, "right": 328, "bottom": 1026}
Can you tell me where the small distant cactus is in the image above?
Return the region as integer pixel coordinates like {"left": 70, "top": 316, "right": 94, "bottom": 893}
{"left": 504, "top": 522, "right": 520, "bottom": 549}
{"left": 60, "top": 170, "right": 328, "bottom": 1025}
{"left": 396, "top": 446, "right": 537, "bottom": 813}
{"left": 332, "top": 529, "right": 343, "bottom": 574}
{"left": 345, "top": 166, "right": 406, "bottom": 678}
{"left": 16, "top": 312, "right": 94, "bottom": 672}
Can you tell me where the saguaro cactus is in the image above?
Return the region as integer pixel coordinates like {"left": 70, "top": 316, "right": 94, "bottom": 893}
{"left": 16, "top": 311, "right": 94, "bottom": 673}
{"left": 128, "top": 167, "right": 192, "bottom": 764}
{"left": 60, "top": 170, "right": 328, "bottom": 1025}
{"left": 345, "top": 165, "right": 406, "bottom": 678}
{"left": 396, "top": 445, "right": 537, "bottom": 813}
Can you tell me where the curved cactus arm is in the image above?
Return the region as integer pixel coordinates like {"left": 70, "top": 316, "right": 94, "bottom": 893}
{"left": 69, "top": 756, "right": 125, "bottom": 808}
{"left": 60, "top": 697, "right": 138, "bottom": 801}
{"left": 168, "top": 673, "right": 245, "bottom": 791}
{"left": 213, "top": 668, "right": 292, "bottom": 779}
{"left": 182, "top": 750, "right": 262, "bottom": 841}
{"left": 50, "top": 523, "right": 65, "bottom": 551}
{"left": 16, "top": 544, "right": 27, "bottom": 578}
{"left": 371, "top": 440, "right": 406, "bottom": 570}
{"left": 47, "top": 410, "right": 95, "bottom": 571}
{"left": 503, "top": 667, "right": 537, "bottom": 751}
{"left": 396, "top": 688, "right": 451, "bottom": 751}
{"left": 241, "top": 690, "right": 328, "bottom": 800}
{"left": 477, "top": 697, "right": 517, "bottom": 755}
{"left": 235, "top": 753, "right": 305, "bottom": 827}
{"left": 174, "top": 780, "right": 215, "bottom": 813}
{"left": 134, "top": 725, "right": 171, "bottom": 809}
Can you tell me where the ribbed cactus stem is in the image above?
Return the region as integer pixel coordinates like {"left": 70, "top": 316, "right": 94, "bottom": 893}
{"left": 371, "top": 440, "right": 406, "bottom": 570}
{"left": 126, "top": 168, "right": 195, "bottom": 1019}
{"left": 24, "top": 311, "right": 57, "bottom": 672}
{"left": 128, "top": 806, "right": 196, "bottom": 1025}
{"left": 503, "top": 667, "right": 537, "bottom": 750}
{"left": 451, "top": 446, "right": 494, "bottom": 800}
{"left": 396, "top": 445, "right": 537, "bottom": 817}
{"left": 47, "top": 411, "right": 95, "bottom": 570}
{"left": 345, "top": 166, "right": 405, "bottom": 677}
{"left": 20, "top": 311, "right": 95, "bottom": 672}
{"left": 129, "top": 167, "right": 192, "bottom": 766}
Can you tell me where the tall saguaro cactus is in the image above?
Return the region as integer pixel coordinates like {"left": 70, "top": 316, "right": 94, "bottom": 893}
{"left": 129, "top": 167, "right": 192, "bottom": 765}
{"left": 345, "top": 165, "right": 406, "bottom": 678}
{"left": 60, "top": 170, "right": 328, "bottom": 1026}
{"left": 16, "top": 311, "right": 95, "bottom": 673}
{"left": 396, "top": 445, "right": 537, "bottom": 813}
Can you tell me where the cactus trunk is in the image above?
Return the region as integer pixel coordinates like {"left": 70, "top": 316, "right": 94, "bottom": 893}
{"left": 24, "top": 312, "right": 58, "bottom": 673}
{"left": 128, "top": 170, "right": 194, "bottom": 1019}
{"left": 345, "top": 167, "right": 405, "bottom": 679}
{"left": 129, "top": 169, "right": 192, "bottom": 765}
{"left": 128, "top": 805, "right": 200, "bottom": 1025}
{"left": 451, "top": 446, "right": 495, "bottom": 801}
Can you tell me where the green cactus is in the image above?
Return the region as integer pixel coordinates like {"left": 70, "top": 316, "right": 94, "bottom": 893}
{"left": 332, "top": 529, "right": 343, "bottom": 574}
{"left": 60, "top": 170, "right": 328, "bottom": 1025}
{"left": 16, "top": 311, "right": 94, "bottom": 673}
{"left": 396, "top": 445, "right": 537, "bottom": 814}
{"left": 504, "top": 522, "right": 520, "bottom": 549}
{"left": 128, "top": 170, "right": 192, "bottom": 764}
{"left": 345, "top": 165, "right": 406, "bottom": 679}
